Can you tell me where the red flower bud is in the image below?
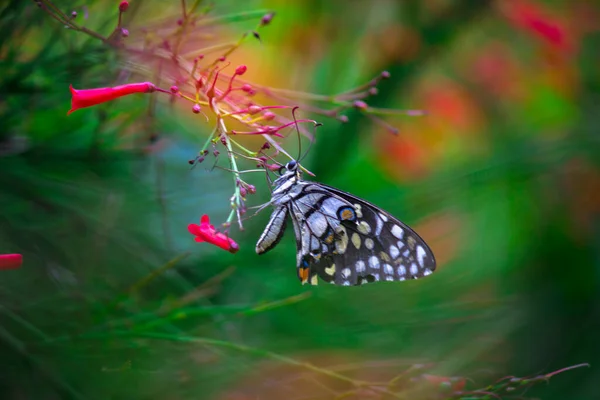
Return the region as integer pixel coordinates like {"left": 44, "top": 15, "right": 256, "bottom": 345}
{"left": 235, "top": 65, "right": 247, "bottom": 75}
{"left": 248, "top": 105, "right": 262, "bottom": 115}
{"left": 353, "top": 100, "right": 368, "bottom": 110}
{"left": 261, "top": 12, "right": 275, "bottom": 26}
{"left": 170, "top": 85, "right": 179, "bottom": 93}
{"left": 241, "top": 84, "right": 252, "bottom": 93}
{"left": 192, "top": 104, "right": 201, "bottom": 114}
{"left": 68, "top": 82, "right": 156, "bottom": 115}
{"left": 119, "top": 1, "right": 129, "bottom": 12}
{"left": 121, "top": 28, "right": 129, "bottom": 37}
{"left": 262, "top": 111, "right": 276, "bottom": 121}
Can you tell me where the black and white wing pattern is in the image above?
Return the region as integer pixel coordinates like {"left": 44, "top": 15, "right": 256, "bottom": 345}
{"left": 256, "top": 160, "right": 436, "bottom": 286}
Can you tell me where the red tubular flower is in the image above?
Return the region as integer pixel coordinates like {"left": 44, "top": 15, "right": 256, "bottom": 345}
{"left": 68, "top": 82, "right": 156, "bottom": 115}
{"left": 0, "top": 254, "right": 23, "bottom": 270}
{"left": 188, "top": 215, "right": 239, "bottom": 254}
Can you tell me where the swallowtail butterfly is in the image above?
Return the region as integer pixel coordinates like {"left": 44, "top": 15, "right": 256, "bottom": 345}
{"left": 256, "top": 160, "right": 436, "bottom": 286}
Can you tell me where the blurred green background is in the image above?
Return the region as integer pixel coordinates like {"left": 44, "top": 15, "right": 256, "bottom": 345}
{"left": 1, "top": 1, "right": 599, "bottom": 399}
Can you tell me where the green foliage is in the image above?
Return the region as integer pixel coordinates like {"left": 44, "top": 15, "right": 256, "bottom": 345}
{"left": 1, "top": 1, "right": 599, "bottom": 399}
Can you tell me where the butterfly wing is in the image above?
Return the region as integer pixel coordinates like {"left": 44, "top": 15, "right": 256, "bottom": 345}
{"left": 291, "top": 183, "right": 436, "bottom": 286}
{"left": 256, "top": 206, "right": 289, "bottom": 254}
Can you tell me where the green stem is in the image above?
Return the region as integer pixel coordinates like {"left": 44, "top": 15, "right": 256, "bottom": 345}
{"left": 229, "top": 137, "right": 256, "bottom": 156}
{"left": 216, "top": 114, "right": 243, "bottom": 227}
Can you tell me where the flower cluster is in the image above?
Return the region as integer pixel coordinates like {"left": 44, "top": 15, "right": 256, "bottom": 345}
{"left": 39, "top": 0, "right": 421, "bottom": 253}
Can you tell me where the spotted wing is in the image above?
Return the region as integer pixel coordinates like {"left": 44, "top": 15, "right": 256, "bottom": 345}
{"left": 290, "top": 183, "right": 436, "bottom": 286}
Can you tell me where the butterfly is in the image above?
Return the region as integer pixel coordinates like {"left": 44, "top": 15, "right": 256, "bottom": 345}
{"left": 255, "top": 160, "right": 436, "bottom": 286}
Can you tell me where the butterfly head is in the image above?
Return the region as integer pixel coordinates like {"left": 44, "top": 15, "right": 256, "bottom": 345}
{"left": 279, "top": 160, "right": 298, "bottom": 174}
{"left": 273, "top": 160, "right": 301, "bottom": 186}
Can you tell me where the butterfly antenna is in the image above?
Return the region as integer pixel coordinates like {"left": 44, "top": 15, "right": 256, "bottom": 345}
{"left": 299, "top": 122, "right": 321, "bottom": 163}
{"left": 291, "top": 106, "right": 302, "bottom": 162}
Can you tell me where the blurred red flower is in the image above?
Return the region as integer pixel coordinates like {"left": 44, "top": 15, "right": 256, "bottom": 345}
{"left": 68, "top": 82, "right": 156, "bottom": 115}
{"left": 188, "top": 215, "right": 239, "bottom": 254}
{"left": 0, "top": 254, "right": 22, "bottom": 270}
{"left": 501, "top": 0, "right": 573, "bottom": 54}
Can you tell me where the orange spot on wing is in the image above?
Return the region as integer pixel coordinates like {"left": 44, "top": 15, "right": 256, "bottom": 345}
{"left": 340, "top": 208, "right": 354, "bottom": 220}
{"left": 298, "top": 267, "right": 310, "bottom": 283}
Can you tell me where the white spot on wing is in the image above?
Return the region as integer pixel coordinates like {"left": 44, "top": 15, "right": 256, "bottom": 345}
{"left": 335, "top": 227, "right": 348, "bottom": 254}
{"left": 357, "top": 221, "right": 371, "bottom": 234}
{"left": 369, "top": 256, "right": 380, "bottom": 270}
{"left": 385, "top": 276, "right": 394, "bottom": 281}
{"left": 342, "top": 281, "right": 350, "bottom": 286}
{"left": 416, "top": 246, "right": 426, "bottom": 267}
{"left": 410, "top": 263, "right": 418, "bottom": 275}
{"left": 375, "top": 215, "right": 383, "bottom": 236}
{"left": 365, "top": 238, "right": 374, "bottom": 250}
{"left": 424, "top": 268, "right": 433, "bottom": 276}
{"left": 389, "top": 245, "right": 400, "bottom": 259}
{"left": 391, "top": 225, "right": 404, "bottom": 239}
{"left": 354, "top": 203, "right": 363, "bottom": 218}
{"left": 355, "top": 260, "right": 366, "bottom": 273}
{"left": 384, "top": 264, "right": 394, "bottom": 275}
{"left": 342, "top": 268, "right": 351, "bottom": 279}
{"left": 397, "top": 265, "right": 406, "bottom": 276}
{"left": 379, "top": 213, "right": 388, "bottom": 222}
{"left": 351, "top": 233, "right": 361, "bottom": 249}
{"left": 325, "top": 264, "right": 336, "bottom": 276}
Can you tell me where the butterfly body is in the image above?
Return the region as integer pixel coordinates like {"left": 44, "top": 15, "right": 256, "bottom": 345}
{"left": 256, "top": 161, "right": 436, "bottom": 286}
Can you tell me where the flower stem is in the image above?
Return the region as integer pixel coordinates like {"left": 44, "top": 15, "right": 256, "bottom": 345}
{"left": 229, "top": 138, "right": 257, "bottom": 156}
